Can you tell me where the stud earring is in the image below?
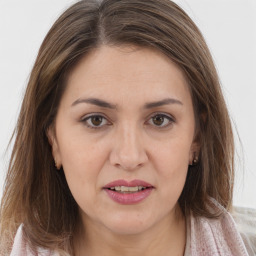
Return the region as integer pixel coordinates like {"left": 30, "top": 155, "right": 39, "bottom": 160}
{"left": 193, "top": 156, "right": 198, "bottom": 165}
{"left": 189, "top": 153, "right": 199, "bottom": 166}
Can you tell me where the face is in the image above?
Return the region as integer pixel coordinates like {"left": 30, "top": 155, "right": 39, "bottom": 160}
{"left": 49, "top": 45, "right": 198, "bottom": 236}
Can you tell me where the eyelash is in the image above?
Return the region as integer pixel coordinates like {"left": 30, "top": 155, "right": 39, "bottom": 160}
{"left": 81, "top": 113, "right": 175, "bottom": 130}
{"left": 146, "top": 113, "right": 175, "bottom": 129}
{"left": 81, "top": 114, "right": 111, "bottom": 130}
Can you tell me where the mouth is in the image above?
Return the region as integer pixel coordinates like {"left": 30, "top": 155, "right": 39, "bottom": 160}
{"left": 107, "top": 185, "right": 148, "bottom": 193}
{"left": 103, "top": 179, "right": 154, "bottom": 193}
{"left": 103, "top": 179, "right": 154, "bottom": 204}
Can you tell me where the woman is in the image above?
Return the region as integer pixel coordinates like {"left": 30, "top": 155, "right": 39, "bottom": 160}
{"left": 0, "top": 0, "right": 254, "bottom": 255}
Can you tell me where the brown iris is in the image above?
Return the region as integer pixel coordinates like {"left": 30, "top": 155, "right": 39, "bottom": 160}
{"left": 152, "top": 115, "right": 165, "bottom": 126}
{"left": 91, "top": 116, "right": 103, "bottom": 126}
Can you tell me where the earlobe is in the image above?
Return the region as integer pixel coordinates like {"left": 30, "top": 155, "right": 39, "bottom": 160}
{"left": 189, "top": 141, "right": 200, "bottom": 166}
{"left": 46, "top": 127, "right": 62, "bottom": 170}
{"left": 189, "top": 151, "right": 199, "bottom": 166}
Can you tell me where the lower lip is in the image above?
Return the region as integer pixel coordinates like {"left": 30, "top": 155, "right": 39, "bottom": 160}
{"left": 104, "top": 188, "right": 153, "bottom": 205}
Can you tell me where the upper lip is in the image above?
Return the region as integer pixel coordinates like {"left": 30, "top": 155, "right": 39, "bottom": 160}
{"left": 103, "top": 179, "right": 154, "bottom": 188}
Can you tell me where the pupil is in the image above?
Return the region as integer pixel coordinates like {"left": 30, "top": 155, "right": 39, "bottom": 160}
{"left": 92, "top": 116, "right": 102, "bottom": 126}
{"left": 153, "top": 115, "right": 164, "bottom": 126}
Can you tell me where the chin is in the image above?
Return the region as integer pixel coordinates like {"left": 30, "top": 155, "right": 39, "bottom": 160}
{"left": 106, "top": 222, "right": 150, "bottom": 236}
{"left": 101, "top": 211, "right": 155, "bottom": 235}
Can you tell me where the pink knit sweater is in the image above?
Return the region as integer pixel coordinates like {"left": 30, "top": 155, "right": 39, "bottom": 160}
{"left": 10, "top": 200, "right": 255, "bottom": 256}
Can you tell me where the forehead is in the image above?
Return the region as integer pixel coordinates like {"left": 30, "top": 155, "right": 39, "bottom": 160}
{"left": 63, "top": 44, "right": 192, "bottom": 107}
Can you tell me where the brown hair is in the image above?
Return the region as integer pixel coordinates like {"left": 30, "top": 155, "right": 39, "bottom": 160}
{"left": 0, "top": 0, "right": 234, "bottom": 254}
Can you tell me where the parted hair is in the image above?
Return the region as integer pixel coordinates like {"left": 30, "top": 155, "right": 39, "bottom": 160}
{"left": 0, "top": 0, "right": 234, "bottom": 254}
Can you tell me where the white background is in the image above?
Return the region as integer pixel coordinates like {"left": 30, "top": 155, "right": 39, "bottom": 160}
{"left": 0, "top": 0, "right": 255, "bottom": 208}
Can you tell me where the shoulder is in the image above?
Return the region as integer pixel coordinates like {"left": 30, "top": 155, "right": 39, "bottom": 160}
{"left": 10, "top": 225, "right": 58, "bottom": 256}
{"left": 231, "top": 206, "right": 256, "bottom": 256}
{"left": 10, "top": 225, "right": 30, "bottom": 256}
{"left": 188, "top": 199, "right": 255, "bottom": 256}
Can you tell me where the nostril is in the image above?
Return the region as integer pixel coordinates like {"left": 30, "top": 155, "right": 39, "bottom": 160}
{"left": 109, "top": 131, "right": 149, "bottom": 169}
{"left": 110, "top": 152, "right": 148, "bottom": 170}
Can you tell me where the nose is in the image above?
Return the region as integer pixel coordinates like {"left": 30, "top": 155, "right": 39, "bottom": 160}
{"left": 109, "top": 124, "right": 149, "bottom": 170}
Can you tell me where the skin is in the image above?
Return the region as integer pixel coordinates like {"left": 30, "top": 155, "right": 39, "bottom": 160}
{"left": 48, "top": 45, "right": 198, "bottom": 256}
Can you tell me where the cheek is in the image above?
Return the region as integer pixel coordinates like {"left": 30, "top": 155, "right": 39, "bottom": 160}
{"left": 151, "top": 138, "right": 190, "bottom": 197}
{"left": 58, "top": 136, "right": 109, "bottom": 196}
{"left": 152, "top": 136, "right": 191, "bottom": 172}
{"left": 58, "top": 128, "right": 105, "bottom": 168}
{"left": 59, "top": 144, "right": 108, "bottom": 213}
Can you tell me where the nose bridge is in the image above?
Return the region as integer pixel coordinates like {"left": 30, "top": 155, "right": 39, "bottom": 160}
{"left": 110, "top": 121, "right": 148, "bottom": 170}
{"left": 120, "top": 123, "right": 139, "bottom": 153}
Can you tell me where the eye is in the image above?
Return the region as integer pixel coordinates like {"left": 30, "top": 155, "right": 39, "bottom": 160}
{"left": 81, "top": 114, "right": 110, "bottom": 129}
{"left": 147, "top": 113, "right": 174, "bottom": 128}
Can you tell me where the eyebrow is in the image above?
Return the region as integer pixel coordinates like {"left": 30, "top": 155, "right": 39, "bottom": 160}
{"left": 144, "top": 98, "right": 183, "bottom": 108}
{"left": 71, "top": 97, "right": 183, "bottom": 109}
{"left": 71, "top": 98, "right": 116, "bottom": 109}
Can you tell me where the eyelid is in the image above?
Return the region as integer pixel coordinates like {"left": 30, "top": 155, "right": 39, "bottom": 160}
{"left": 81, "top": 112, "right": 107, "bottom": 120}
{"left": 146, "top": 112, "right": 176, "bottom": 128}
{"left": 147, "top": 112, "right": 175, "bottom": 121}
{"left": 80, "top": 113, "right": 112, "bottom": 129}
{"left": 80, "top": 112, "right": 175, "bottom": 129}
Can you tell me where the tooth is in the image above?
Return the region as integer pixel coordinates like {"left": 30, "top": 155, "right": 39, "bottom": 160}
{"left": 112, "top": 186, "right": 147, "bottom": 192}
{"left": 129, "top": 187, "right": 139, "bottom": 192}
{"left": 128, "top": 186, "right": 139, "bottom": 192}
{"left": 121, "top": 186, "right": 129, "bottom": 192}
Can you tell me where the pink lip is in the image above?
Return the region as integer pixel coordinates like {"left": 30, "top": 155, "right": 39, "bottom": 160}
{"left": 103, "top": 179, "right": 154, "bottom": 205}
{"left": 103, "top": 179, "right": 153, "bottom": 188}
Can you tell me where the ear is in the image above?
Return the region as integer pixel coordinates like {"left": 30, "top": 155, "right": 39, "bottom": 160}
{"left": 189, "top": 134, "right": 200, "bottom": 166}
{"left": 47, "top": 126, "right": 62, "bottom": 170}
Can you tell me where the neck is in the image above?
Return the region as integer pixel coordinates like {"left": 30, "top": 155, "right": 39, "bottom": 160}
{"left": 74, "top": 206, "right": 186, "bottom": 256}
